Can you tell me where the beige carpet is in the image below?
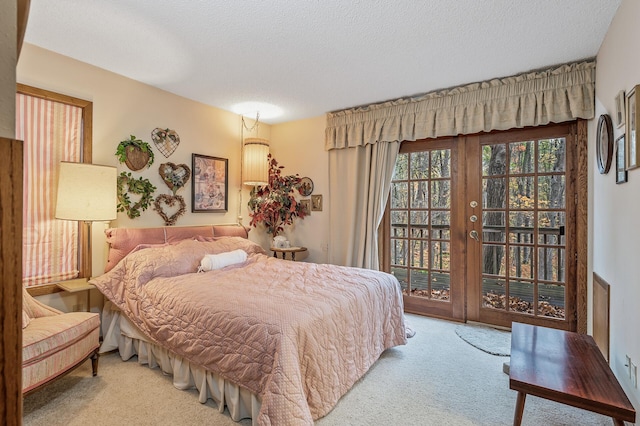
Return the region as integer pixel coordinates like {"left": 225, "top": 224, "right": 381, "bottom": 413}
{"left": 23, "top": 314, "right": 614, "bottom": 425}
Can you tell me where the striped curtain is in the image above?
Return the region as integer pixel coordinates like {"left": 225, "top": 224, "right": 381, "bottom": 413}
{"left": 16, "top": 93, "right": 83, "bottom": 286}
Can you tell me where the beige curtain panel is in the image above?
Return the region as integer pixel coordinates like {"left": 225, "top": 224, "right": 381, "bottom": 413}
{"left": 328, "top": 141, "right": 400, "bottom": 268}
{"left": 325, "top": 61, "right": 595, "bottom": 150}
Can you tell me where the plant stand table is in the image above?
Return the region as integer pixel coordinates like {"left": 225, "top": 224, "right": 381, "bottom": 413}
{"left": 270, "top": 246, "right": 307, "bottom": 261}
{"left": 509, "top": 322, "right": 635, "bottom": 426}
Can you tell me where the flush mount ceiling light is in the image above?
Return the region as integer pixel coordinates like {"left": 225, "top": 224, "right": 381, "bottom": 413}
{"left": 232, "top": 102, "right": 283, "bottom": 121}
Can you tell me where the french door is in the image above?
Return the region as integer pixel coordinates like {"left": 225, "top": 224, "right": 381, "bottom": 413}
{"left": 387, "top": 122, "right": 582, "bottom": 331}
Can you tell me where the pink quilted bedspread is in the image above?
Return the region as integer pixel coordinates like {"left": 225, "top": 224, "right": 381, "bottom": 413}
{"left": 91, "top": 237, "right": 406, "bottom": 425}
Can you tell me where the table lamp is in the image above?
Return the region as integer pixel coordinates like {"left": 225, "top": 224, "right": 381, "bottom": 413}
{"left": 55, "top": 162, "right": 117, "bottom": 278}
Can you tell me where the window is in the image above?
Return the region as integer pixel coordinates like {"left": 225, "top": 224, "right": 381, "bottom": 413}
{"left": 16, "top": 85, "right": 93, "bottom": 287}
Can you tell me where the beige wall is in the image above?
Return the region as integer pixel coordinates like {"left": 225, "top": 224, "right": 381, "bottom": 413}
{"left": 594, "top": 0, "right": 640, "bottom": 409}
{"left": 17, "top": 43, "right": 275, "bottom": 278}
{"left": 0, "top": 0, "right": 16, "bottom": 138}
{"left": 16, "top": 43, "right": 333, "bottom": 309}
{"left": 270, "top": 116, "right": 329, "bottom": 263}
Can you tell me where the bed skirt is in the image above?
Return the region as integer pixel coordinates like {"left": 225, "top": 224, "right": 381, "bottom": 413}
{"left": 100, "top": 301, "right": 261, "bottom": 424}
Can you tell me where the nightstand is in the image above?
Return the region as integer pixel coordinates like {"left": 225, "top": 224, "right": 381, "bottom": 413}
{"left": 270, "top": 246, "right": 308, "bottom": 261}
{"left": 56, "top": 278, "right": 94, "bottom": 312}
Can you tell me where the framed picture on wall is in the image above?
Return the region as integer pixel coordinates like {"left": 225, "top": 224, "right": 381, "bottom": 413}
{"left": 616, "top": 135, "right": 628, "bottom": 184}
{"left": 311, "top": 194, "right": 323, "bottom": 211}
{"left": 191, "top": 154, "right": 228, "bottom": 212}
{"left": 299, "top": 199, "right": 311, "bottom": 215}
{"left": 626, "top": 85, "right": 640, "bottom": 170}
{"left": 615, "top": 90, "right": 626, "bottom": 128}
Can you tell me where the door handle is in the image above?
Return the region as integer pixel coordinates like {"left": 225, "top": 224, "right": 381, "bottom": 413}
{"left": 469, "top": 230, "right": 479, "bottom": 242}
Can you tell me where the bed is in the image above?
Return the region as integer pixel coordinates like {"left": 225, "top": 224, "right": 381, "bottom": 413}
{"left": 90, "top": 224, "right": 407, "bottom": 425}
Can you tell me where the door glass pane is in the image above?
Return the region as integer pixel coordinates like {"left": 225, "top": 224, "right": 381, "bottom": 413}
{"left": 410, "top": 152, "right": 429, "bottom": 179}
{"left": 393, "top": 153, "right": 408, "bottom": 180}
{"left": 391, "top": 211, "right": 407, "bottom": 237}
{"left": 411, "top": 225, "right": 428, "bottom": 239}
{"left": 430, "top": 241, "right": 450, "bottom": 271}
{"left": 483, "top": 178, "right": 506, "bottom": 209}
{"left": 482, "top": 245, "right": 505, "bottom": 276}
{"left": 483, "top": 278, "right": 506, "bottom": 310}
{"left": 391, "top": 182, "right": 408, "bottom": 208}
{"left": 410, "top": 181, "right": 429, "bottom": 208}
{"left": 509, "top": 246, "right": 534, "bottom": 279}
{"left": 410, "top": 211, "right": 428, "bottom": 225}
{"left": 509, "top": 141, "right": 534, "bottom": 174}
{"left": 431, "top": 150, "right": 450, "bottom": 178}
{"left": 538, "top": 212, "right": 565, "bottom": 245}
{"left": 410, "top": 240, "right": 428, "bottom": 268}
{"left": 431, "top": 211, "right": 450, "bottom": 240}
{"left": 509, "top": 211, "right": 534, "bottom": 244}
{"left": 483, "top": 211, "right": 505, "bottom": 243}
{"left": 509, "top": 280, "right": 534, "bottom": 314}
{"left": 538, "top": 247, "right": 565, "bottom": 283}
{"left": 538, "top": 138, "right": 566, "bottom": 172}
{"left": 391, "top": 267, "right": 408, "bottom": 292}
{"left": 538, "top": 175, "right": 565, "bottom": 209}
{"left": 410, "top": 269, "right": 429, "bottom": 297}
{"left": 431, "top": 180, "right": 450, "bottom": 208}
{"left": 391, "top": 239, "right": 407, "bottom": 266}
{"left": 538, "top": 283, "right": 565, "bottom": 318}
{"left": 483, "top": 144, "right": 507, "bottom": 176}
{"left": 509, "top": 176, "right": 535, "bottom": 209}
{"left": 431, "top": 272, "right": 450, "bottom": 300}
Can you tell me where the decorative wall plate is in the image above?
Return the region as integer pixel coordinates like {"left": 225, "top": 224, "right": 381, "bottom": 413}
{"left": 151, "top": 128, "right": 181, "bottom": 158}
{"left": 298, "top": 176, "right": 313, "bottom": 196}
{"left": 596, "top": 114, "right": 613, "bottom": 174}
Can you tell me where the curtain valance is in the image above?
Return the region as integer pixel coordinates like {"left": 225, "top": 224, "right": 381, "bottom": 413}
{"left": 325, "top": 61, "right": 595, "bottom": 150}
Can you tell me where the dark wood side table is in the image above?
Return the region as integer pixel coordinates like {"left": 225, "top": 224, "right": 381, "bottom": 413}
{"left": 270, "top": 246, "right": 307, "bottom": 261}
{"left": 509, "top": 322, "right": 635, "bottom": 426}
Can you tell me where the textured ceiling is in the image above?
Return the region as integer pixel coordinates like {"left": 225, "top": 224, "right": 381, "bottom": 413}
{"left": 23, "top": 0, "right": 620, "bottom": 124}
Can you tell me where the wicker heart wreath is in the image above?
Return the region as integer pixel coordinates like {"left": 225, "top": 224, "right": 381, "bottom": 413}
{"left": 153, "top": 194, "right": 186, "bottom": 226}
{"left": 158, "top": 162, "right": 191, "bottom": 195}
{"left": 151, "top": 128, "right": 180, "bottom": 158}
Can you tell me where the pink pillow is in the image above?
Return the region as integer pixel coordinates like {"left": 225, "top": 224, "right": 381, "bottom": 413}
{"left": 213, "top": 225, "right": 249, "bottom": 238}
{"left": 104, "top": 227, "right": 166, "bottom": 272}
{"left": 165, "top": 226, "right": 214, "bottom": 243}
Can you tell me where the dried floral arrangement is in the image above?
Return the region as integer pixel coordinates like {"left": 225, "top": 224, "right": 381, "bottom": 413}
{"left": 248, "top": 155, "right": 307, "bottom": 236}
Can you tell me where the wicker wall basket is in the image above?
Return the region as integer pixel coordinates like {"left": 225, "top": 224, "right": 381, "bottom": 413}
{"left": 124, "top": 146, "right": 152, "bottom": 171}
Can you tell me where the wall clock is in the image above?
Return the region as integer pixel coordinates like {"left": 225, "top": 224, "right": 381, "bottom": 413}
{"left": 596, "top": 114, "right": 613, "bottom": 174}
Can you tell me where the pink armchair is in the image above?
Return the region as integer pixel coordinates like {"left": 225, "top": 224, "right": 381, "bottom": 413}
{"left": 22, "top": 288, "right": 100, "bottom": 394}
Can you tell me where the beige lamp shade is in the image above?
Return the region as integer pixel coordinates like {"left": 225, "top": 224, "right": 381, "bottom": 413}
{"left": 243, "top": 138, "right": 270, "bottom": 186}
{"left": 55, "top": 162, "right": 118, "bottom": 221}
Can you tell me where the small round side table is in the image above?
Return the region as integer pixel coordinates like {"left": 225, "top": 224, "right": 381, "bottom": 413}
{"left": 270, "top": 246, "right": 307, "bottom": 261}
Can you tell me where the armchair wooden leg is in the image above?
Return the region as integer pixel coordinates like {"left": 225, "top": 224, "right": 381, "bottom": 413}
{"left": 91, "top": 350, "right": 100, "bottom": 376}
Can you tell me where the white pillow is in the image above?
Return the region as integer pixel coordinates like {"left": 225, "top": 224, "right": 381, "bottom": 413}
{"left": 200, "top": 249, "right": 247, "bottom": 271}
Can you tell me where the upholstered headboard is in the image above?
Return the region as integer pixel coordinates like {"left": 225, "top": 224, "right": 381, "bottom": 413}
{"left": 104, "top": 224, "right": 250, "bottom": 273}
